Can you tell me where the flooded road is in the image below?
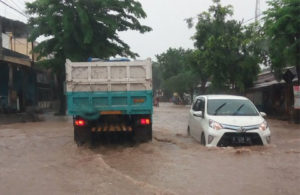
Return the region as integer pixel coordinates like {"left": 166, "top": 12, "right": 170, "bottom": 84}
{"left": 0, "top": 103, "right": 300, "bottom": 195}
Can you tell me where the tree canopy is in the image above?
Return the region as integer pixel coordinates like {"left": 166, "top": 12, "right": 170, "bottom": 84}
{"left": 187, "top": 49, "right": 210, "bottom": 94}
{"left": 156, "top": 48, "right": 188, "bottom": 80}
{"left": 152, "top": 62, "right": 163, "bottom": 93}
{"left": 264, "top": 0, "right": 300, "bottom": 83}
{"left": 155, "top": 48, "right": 199, "bottom": 99}
{"left": 26, "top": 0, "right": 152, "bottom": 63}
{"left": 26, "top": 0, "right": 151, "bottom": 114}
{"left": 187, "top": 0, "right": 261, "bottom": 93}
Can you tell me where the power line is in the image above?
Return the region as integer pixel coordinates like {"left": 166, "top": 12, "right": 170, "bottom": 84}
{"left": 242, "top": 13, "right": 264, "bottom": 25}
{"left": 10, "top": 0, "right": 25, "bottom": 14}
{"left": 0, "top": 7, "right": 23, "bottom": 20}
{"left": 0, "top": 0, "right": 27, "bottom": 18}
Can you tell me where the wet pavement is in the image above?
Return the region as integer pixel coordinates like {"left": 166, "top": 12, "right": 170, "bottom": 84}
{"left": 0, "top": 103, "right": 300, "bottom": 195}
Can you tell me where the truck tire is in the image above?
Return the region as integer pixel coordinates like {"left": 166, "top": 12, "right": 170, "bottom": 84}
{"left": 74, "top": 126, "right": 91, "bottom": 146}
{"left": 133, "top": 125, "right": 152, "bottom": 143}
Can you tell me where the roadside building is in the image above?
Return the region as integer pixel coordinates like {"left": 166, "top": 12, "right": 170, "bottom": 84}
{"left": 246, "top": 67, "right": 298, "bottom": 119}
{"left": 35, "top": 68, "right": 58, "bottom": 110}
{"left": 0, "top": 47, "right": 35, "bottom": 112}
{"left": 0, "top": 16, "right": 56, "bottom": 112}
{"left": 2, "top": 34, "right": 39, "bottom": 62}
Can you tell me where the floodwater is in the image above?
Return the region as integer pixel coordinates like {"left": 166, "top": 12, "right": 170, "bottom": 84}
{"left": 0, "top": 103, "right": 300, "bottom": 195}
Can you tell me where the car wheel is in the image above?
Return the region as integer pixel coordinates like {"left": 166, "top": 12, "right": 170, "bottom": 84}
{"left": 187, "top": 126, "right": 190, "bottom": 136}
{"left": 201, "top": 132, "right": 206, "bottom": 146}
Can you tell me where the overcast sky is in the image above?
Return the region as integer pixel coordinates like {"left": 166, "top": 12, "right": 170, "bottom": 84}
{"left": 1, "top": 0, "right": 268, "bottom": 60}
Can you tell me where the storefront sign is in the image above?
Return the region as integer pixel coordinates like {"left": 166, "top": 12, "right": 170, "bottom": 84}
{"left": 293, "top": 86, "right": 300, "bottom": 109}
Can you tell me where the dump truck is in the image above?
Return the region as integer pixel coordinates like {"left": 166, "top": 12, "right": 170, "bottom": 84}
{"left": 66, "top": 59, "right": 153, "bottom": 145}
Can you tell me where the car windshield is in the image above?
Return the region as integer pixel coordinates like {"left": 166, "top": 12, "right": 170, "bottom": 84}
{"left": 207, "top": 99, "right": 259, "bottom": 116}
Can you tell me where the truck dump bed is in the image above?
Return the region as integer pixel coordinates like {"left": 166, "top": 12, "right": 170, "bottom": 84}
{"left": 66, "top": 59, "right": 153, "bottom": 116}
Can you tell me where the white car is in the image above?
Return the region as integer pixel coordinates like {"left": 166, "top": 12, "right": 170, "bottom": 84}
{"left": 187, "top": 95, "right": 271, "bottom": 147}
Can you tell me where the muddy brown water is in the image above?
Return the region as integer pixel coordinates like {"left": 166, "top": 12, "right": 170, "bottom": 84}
{"left": 0, "top": 103, "right": 299, "bottom": 195}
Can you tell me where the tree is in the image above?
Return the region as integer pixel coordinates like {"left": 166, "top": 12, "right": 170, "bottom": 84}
{"left": 163, "top": 70, "right": 198, "bottom": 102}
{"left": 237, "top": 23, "right": 264, "bottom": 91}
{"left": 156, "top": 48, "right": 187, "bottom": 80}
{"left": 152, "top": 62, "right": 163, "bottom": 94}
{"left": 26, "top": 0, "right": 151, "bottom": 114}
{"left": 186, "top": 0, "right": 261, "bottom": 93}
{"left": 264, "top": 0, "right": 300, "bottom": 122}
{"left": 264, "top": 0, "right": 300, "bottom": 82}
{"left": 187, "top": 49, "right": 210, "bottom": 94}
{"left": 155, "top": 48, "right": 199, "bottom": 100}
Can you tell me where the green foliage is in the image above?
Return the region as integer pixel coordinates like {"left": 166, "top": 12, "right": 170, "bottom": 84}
{"left": 158, "top": 0, "right": 263, "bottom": 98}
{"left": 155, "top": 48, "right": 199, "bottom": 98}
{"left": 26, "top": 0, "right": 152, "bottom": 64}
{"left": 156, "top": 48, "right": 188, "bottom": 80}
{"left": 187, "top": 49, "right": 210, "bottom": 94}
{"left": 26, "top": 0, "right": 151, "bottom": 114}
{"left": 163, "top": 70, "right": 198, "bottom": 98}
{"left": 189, "top": 0, "right": 261, "bottom": 93}
{"left": 34, "top": 58, "right": 65, "bottom": 73}
{"left": 152, "top": 62, "right": 162, "bottom": 92}
{"left": 264, "top": 0, "right": 300, "bottom": 82}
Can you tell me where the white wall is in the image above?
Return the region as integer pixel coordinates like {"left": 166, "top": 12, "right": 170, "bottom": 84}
{"left": 1, "top": 33, "right": 11, "bottom": 49}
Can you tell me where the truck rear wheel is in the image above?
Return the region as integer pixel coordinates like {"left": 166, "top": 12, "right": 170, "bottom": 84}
{"left": 74, "top": 126, "right": 91, "bottom": 146}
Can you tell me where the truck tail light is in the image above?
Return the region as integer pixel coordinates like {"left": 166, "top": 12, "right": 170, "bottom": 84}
{"left": 140, "top": 118, "right": 151, "bottom": 125}
{"left": 75, "top": 119, "right": 86, "bottom": 127}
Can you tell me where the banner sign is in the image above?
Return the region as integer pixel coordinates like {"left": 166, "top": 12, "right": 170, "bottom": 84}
{"left": 293, "top": 86, "right": 300, "bottom": 109}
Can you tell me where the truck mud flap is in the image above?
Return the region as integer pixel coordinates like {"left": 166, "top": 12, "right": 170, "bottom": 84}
{"left": 133, "top": 125, "right": 152, "bottom": 143}
{"left": 74, "top": 126, "right": 91, "bottom": 146}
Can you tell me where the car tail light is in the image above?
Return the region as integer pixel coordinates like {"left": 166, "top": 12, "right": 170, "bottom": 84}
{"left": 75, "top": 119, "right": 86, "bottom": 127}
{"left": 140, "top": 118, "right": 151, "bottom": 125}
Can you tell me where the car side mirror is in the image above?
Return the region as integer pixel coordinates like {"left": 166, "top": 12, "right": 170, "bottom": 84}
{"left": 260, "top": 112, "right": 267, "bottom": 117}
{"left": 193, "top": 111, "right": 203, "bottom": 118}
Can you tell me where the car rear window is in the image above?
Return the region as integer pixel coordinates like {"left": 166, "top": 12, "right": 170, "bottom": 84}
{"left": 207, "top": 99, "right": 259, "bottom": 116}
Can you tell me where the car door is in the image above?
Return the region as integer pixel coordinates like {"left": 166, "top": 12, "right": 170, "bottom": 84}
{"left": 190, "top": 98, "right": 206, "bottom": 141}
{"left": 189, "top": 99, "right": 202, "bottom": 139}
{"left": 189, "top": 99, "right": 199, "bottom": 137}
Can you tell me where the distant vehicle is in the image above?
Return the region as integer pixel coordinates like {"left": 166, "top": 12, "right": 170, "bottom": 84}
{"left": 66, "top": 59, "right": 153, "bottom": 145}
{"left": 187, "top": 95, "right": 271, "bottom": 147}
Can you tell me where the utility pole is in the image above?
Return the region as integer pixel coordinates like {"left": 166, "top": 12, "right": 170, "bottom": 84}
{"left": 255, "top": 0, "right": 261, "bottom": 22}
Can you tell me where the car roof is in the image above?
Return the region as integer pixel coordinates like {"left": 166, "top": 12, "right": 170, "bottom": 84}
{"left": 196, "top": 95, "right": 249, "bottom": 100}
